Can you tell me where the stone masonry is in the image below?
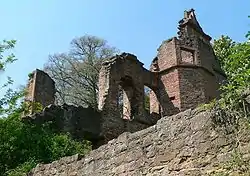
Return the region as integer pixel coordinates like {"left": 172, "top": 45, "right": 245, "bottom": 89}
{"left": 150, "top": 9, "right": 226, "bottom": 113}
{"left": 24, "top": 69, "right": 56, "bottom": 114}
{"left": 98, "top": 53, "right": 174, "bottom": 142}
{"left": 26, "top": 9, "right": 249, "bottom": 175}
{"left": 29, "top": 108, "right": 250, "bottom": 176}
{"left": 98, "top": 9, "right": 226, "bottom": 142}
{"left": 24, "top": 9, "right": 226, "bottom": 146}
{"left": 150, "top": 9, "right": 226, "bottom": 115}
{"left": 22, "top": 104, "right": 102, "bottom": 146}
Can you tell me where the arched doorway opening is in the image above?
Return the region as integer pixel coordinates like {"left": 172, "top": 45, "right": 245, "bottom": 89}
{"left": 144, "top": 85, "right": 160, "bottom": 118}
{"left": 117, "top": 76, "right": 137, "bottom": 120}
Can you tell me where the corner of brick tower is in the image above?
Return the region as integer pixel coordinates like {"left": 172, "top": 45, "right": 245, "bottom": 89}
{"left": 152, "top": 9, "right": 226, "bottom": 114}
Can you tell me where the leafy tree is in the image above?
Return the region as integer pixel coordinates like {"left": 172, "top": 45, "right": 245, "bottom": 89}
{"left": 0, "top": 40, "right": 16, "bottom": 71}
{"left": 44, "top": 35, "right": 119, "bottom": 109}
{"left": 213, "top": 35, "right": 236, "bottom": 70}
{"left": 213, "top": 27, "right": 250, "bottom": 121}
{"left": 0, "top": 41, "right": 92, "bottom": 175}
{"left": 0, "top": 110, "right": 91, "bottom": 176}
{"left": 210, "top": 18, "right": 250, "bottom": 174}
{"left": 213, "top": 36, "right": 250, "bottom": 93}
{"left": 0, "top": 40, "right": 23, "bottom": 116}
{"left": 246, "top": 16, "right": 250, "bottom": 40}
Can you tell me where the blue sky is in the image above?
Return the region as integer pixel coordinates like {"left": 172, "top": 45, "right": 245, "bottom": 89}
{"left": 0, "top": 0, "right": 249, "bottom": 92}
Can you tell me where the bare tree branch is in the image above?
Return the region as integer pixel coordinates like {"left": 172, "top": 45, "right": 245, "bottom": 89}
{"left": 44, "top": 35, "right": 119, "bottom": 109}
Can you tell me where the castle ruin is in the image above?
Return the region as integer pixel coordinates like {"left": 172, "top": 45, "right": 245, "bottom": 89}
{"left": 24, "top": 69, "right": 56, "bottom": 114}
{"left": 24, "top": 9, "right": 226, "bottom": 145}
{"left": 98, "top": 9, "right": 226, "bottom": 141}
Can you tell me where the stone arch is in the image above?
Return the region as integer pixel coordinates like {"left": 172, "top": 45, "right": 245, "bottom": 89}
{"left": 118, "top": 75, "right": 138, "bottom": 120}
{"left": 98, "top": 53, "right": 146, "bottom": 120}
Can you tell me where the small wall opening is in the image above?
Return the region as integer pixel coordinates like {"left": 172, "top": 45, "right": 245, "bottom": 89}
{"left": 117, "top": 85, "right": 124, "bottom": 118}
{"left": 144, "top": 86, "right": 150, "bottom": 113}
{"left": 144, "top": 86, "right": 160, "bottom": 116}
{"left": 180, "top": 47, "right": 195, "bottom": 64}
{"left": 170, "top": 96, "right": 175, "bottom": 101}
{"left": 118, "top": 76, "right": 135, "bottom": 120}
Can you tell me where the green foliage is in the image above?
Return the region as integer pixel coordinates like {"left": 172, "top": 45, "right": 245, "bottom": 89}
{"left": 197, "top": 99, "right": 217, "bottom": 111}
{"left": 22, "top": 101, "right": 44, "bottom": 115}
{"left": 0, "top": 40, "right": 20, "bottom": 116}
{"left": 213, "top": 36, "right": 250, "bottom": 91}
{"left": 5, "top": 160, "right": 36, "bottom": 176}
{"left": 209, "top": 19, "right": 250, "bottom": 175}
{"left": 144, "top": 86, "right": 150, "bottom": 111}
{"left": 0, "top": 40, "right": 17, "bottom": 71}
{"left": 246, "top": 16, "right": 250, "bottom": 40}
{"left": 213, "top": 34, "right": 250, "bottom": 122}
{"left": 0, "top": 88, "right": 25, "bottom": 116}
{"left": 213, "top": 35, "right": 236, "bottom": 69}
{"left": 144, "top": 94, "right": 150, "bottom": 111}
{"left": 0, "top": 110, "right": 91, "bottom": 176}
{"left": 209, "top": 150, "right": 250, "bottom": 175}
{"left": 0, "top": 40, "right": 92, "bottom": 175}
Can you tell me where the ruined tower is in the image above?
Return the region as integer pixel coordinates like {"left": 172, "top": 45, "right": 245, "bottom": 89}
{"left": 97, "top": 9, "right": 226, "bottom": 142}
{"left": 24, "top": 69, "right": 56, "bottom": 114}
{"left": 150, "top": 9, "right": 226, "bottom": 115}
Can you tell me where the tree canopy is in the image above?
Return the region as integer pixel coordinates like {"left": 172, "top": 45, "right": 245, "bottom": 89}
{"left": 44, "top": 35, "right": 119, "bottom": 109}
{"left": 212, "top": 22, "right": 250, "bottom": 123}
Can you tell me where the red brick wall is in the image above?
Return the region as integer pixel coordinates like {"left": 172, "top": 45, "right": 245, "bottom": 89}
{"left": 157, "top": 38, "right": 178, "bottom": 71}
{"left": 180, "top": 48, "right": 195, "bottom": 64}
{"left": 149, "top": 89, "right": 159, "bottom": 114}
{"left": 158, "top": 69, "right": 180, "bottom": 115}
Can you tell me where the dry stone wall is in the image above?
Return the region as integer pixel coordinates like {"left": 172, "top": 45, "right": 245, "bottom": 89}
{"left": 29, "top": 108, "right": 250, "bottom": 176}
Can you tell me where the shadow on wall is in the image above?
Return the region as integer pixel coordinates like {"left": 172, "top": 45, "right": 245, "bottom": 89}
{"left": 22, "top": 104, "right": 102, "bottom": 148}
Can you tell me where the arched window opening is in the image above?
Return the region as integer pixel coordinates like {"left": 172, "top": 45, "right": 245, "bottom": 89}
{"left": 144, "top": 85, "right": 160, "bottom": 116}
{"left": 118, "top": 76, "right": 134, "bottom": 120}
{"left": 144, "top": 86, "right": 150, "bottom": 113}
{"left": 117, "top": 85, "right": 124, "bottom": 118}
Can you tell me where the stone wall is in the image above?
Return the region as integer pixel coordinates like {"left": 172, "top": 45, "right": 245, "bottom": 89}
{"left": 98, "top": 53, "right": 164, "bottom": 142}
{"left": 22, "top": 104, "right": 102, "bottom": 146}
{"left": 150, "top": 9, "right": 226, "bottom": 115}
{"left": 24, "top": 69, "right": 56, "bottom": 114}
{"left": 29, "top": 107, "right": 250, "bottom": 176}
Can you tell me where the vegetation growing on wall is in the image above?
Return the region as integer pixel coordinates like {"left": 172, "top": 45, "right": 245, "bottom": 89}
{"left": 212, "top": 32, "right": 250, "bottom": 123}
{"left": 208, "top": 16, "right": 250, "bottom": 176}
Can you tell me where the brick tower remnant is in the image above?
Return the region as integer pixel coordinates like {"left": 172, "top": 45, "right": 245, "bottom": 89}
{"left": 149, "top": 9, "right": 226, "bottom": 114}
{"left": 24, "top": 69, "right": 56, "bottom": 114}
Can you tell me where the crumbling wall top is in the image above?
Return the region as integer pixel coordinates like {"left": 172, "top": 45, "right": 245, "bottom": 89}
{"left": 24, "top": 69, "right": 56, "bottom": 115}
{"left": 178, "top": 9, "right": 212, "bottom": 42}
{"left": 102, "top": 52, "right": 144, "bottom": 67}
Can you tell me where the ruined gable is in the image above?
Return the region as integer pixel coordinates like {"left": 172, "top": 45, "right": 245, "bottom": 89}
{"left": 98, "top": 9, "right": 226, "bottom": 142}
{"left": 152, "top": 9, "right": 226, "bottom": 113}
